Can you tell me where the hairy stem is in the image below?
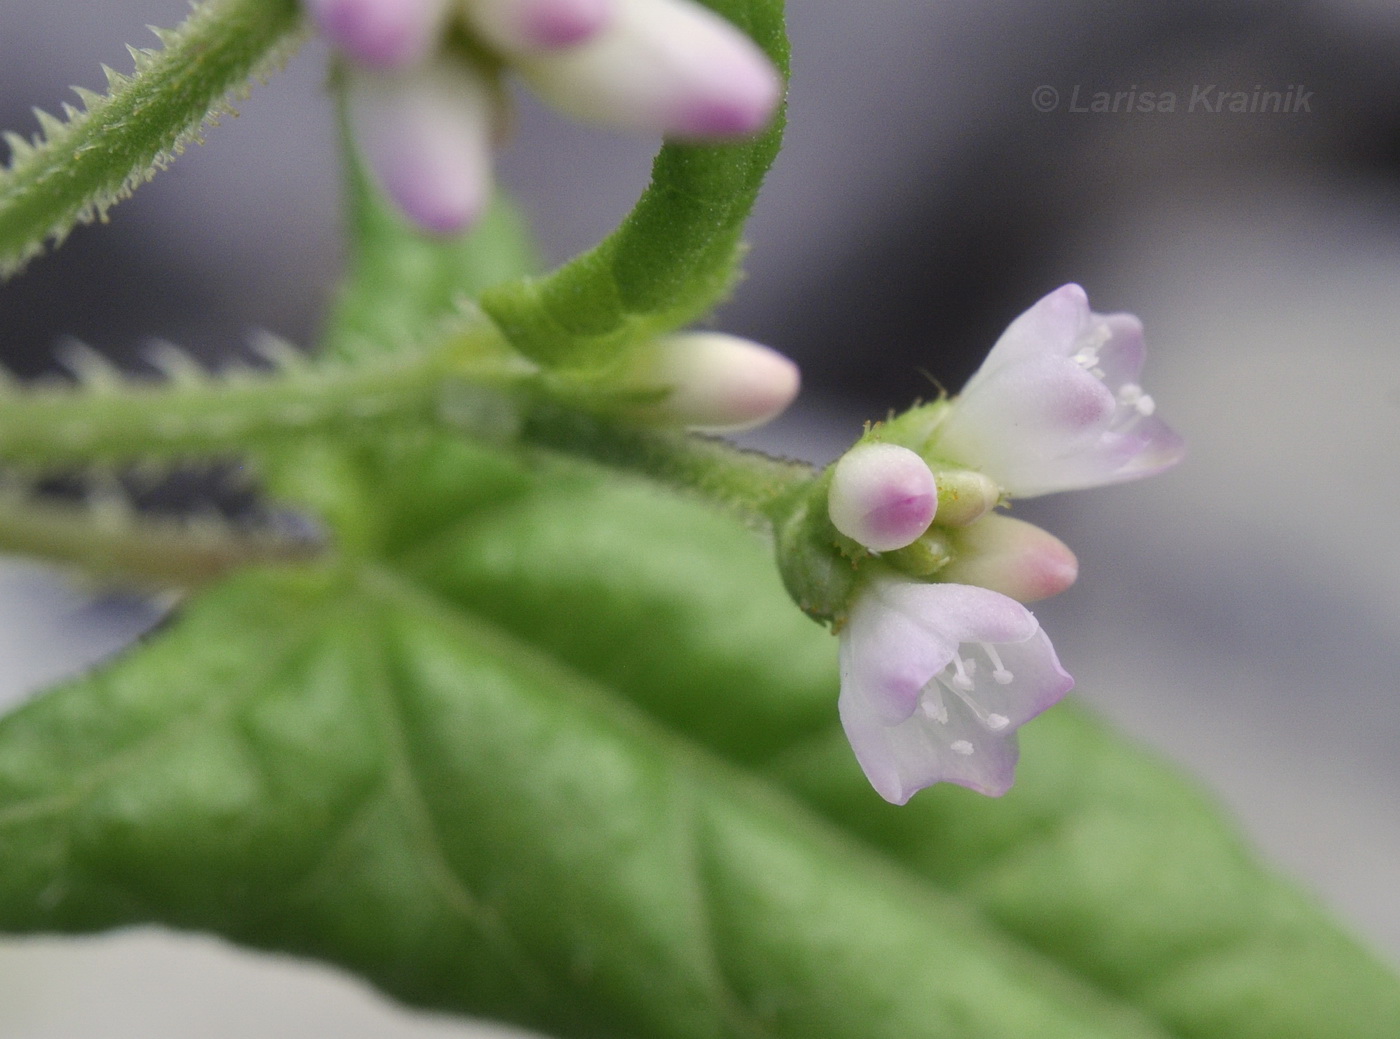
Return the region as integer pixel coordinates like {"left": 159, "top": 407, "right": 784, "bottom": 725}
{"left": 521, "top": 401, "right": 815, "bottom": 528}
{"left": 0, "top": 331, "right": 526, "bottom": 466}
{"left": 0, "top": 490, "right": 320, "bottom": 587}
{"left": 0, "top": 0, "right": 303, "bottom": 275}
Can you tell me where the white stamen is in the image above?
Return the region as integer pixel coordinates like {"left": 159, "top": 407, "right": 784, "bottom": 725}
{"left": 987, "top": 713, "right": 1010, "bottom": 730}
{"left": 981, "top": 642, "right": 1014, "bottom": 685}
{"left": 1135, "top": 393, "right": 1156, "bottom": 416}
{"left": 950, "top": 740, "right": 975, "bottom": 756}
{"left": 919, "top": 684, "right": 949, "bottom": 724}
{"left": 949, "top": 652, "right": 974, "bottom": 690}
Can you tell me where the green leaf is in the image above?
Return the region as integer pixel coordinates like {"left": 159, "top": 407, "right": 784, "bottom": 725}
{"left": 0, "top": 556, "right": 1170, "bottom": 1039}
{"left": 392, "top": 464, "right": 1400, "bottom": 1039}
{"left": 479, "top": 0, "right": 789, "bottom": 371}
{"left": 0, "top": 0, "right": 302, "bottom": 276}
{"left": 1, "top": 454, "right": 1395, "bottom": 1039}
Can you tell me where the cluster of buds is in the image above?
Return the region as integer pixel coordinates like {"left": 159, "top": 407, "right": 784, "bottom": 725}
{"left": 306, "top": 0, "right": 783, "bottom": 233}
{"left": 815, "top": 284, "right": 1184, "bottom": 804}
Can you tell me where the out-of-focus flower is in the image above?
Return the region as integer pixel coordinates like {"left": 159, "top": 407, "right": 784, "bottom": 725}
{"left": 309, "top": 0, "right": 783, "bottom": 233}
{"left": 628, "top": 332, "right": 800, "bottom": 432}
{"left": 928, "top": 283, "right": 1185, "bottom": 497}
{"left": 838, "top": 579, "right": 1073, "bottom": 804}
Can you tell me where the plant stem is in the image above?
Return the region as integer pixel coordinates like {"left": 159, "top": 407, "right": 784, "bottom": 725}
{"left": 0, "top": 0, "right": 303, "bottom": 275}
{"left": 0, "top": 332, "right": 526, "bottom": 466}
{"left": 0, "top": 490, "right": 320, "bottom": 587}
{"left": 520, "top": 400, "right": 815, "bottom": 528}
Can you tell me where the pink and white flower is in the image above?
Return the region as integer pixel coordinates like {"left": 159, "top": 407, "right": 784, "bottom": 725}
{"left": 929, "top": 283, "right": 1184, "bottom": 498}
{"left": 838, "top": 580, "right": 1073, "bottom": 804}
{"left": 832, "top": 285, "right": 1181, "bottom": 804}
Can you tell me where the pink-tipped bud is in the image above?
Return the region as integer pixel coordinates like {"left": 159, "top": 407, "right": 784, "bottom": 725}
{"left": 306, "top": 0, "right": 451, "bottom": 68}
{"left": 635, "top": 332, "right": 799, "bottom": 432}
{"left": 828, "top": 444, "right": 938, "bottom": 553}
{"left": 346, "top": 57, "right": 497, "bottom": 235}
{"left": 514, "top": 0, "right": 782, "bottom": 139}
{"left": 467, "top": 0, "right": 613, "bottom": 51}
{"left": 940, "top": 514, "right": 1079, "bottom": 604}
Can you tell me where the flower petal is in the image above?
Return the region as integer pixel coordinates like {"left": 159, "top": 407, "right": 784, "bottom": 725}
{"left": 930, "top": 286, "right": 1184, "bottom": 496}
{"left": 307, "top": 0, "right": 451, "bottom": 68}
{"left": 347, "top": 58, "right": 497, "bottom": 234}
{"left": 838, "top": 580, "right": 1072, "bottom": 803}
{"left": 962, "top": 283, "right": 1091, "bottom": 390}
{"left": 466, "top": 0, "right": 614, "bottom": 53}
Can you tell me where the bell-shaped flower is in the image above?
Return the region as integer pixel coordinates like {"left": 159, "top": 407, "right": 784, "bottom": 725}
{"left": 929, "top": 283, "right": 1184, "bottom": 497}
{"left": 838, "top": 578, "right": 1073, "bottom": 804}
{"left": 513, "top": 0, "right": 783, "bottom": 138}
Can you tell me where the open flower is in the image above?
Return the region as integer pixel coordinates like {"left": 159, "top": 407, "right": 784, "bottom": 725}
{"left": 310, "top": 0, "right": 782, "bottom": 233}
{"left": 838, "top": 579, "right": 1073, "bottom": 804}
{"left": 822, "top": 284, "right": 1182, "bottom": 804}
{"left": 928, "top": 283, "right": 1185, "bottom": 497}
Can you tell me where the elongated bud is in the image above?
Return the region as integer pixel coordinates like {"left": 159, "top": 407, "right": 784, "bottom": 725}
{"left": 939, "top": 514, "right": 1078, "bottom": 603}
{"left": 346, "top": 57, "right": 497, "bottom": 234}
{"left": 932, "top": 468, "right": 1001, "bottom": 526}
{"left": 632, "top": 333, "right": 799, "bottom": 432}
{"left": 828, "top": 444, "right": 937, "bottom": 552}
{"left": 467, "top": 0, "right": 613, "bottom": 51}
{"left": 514, "top": 0, "right": 782, "bottom": 138}
{"left": 307, "top": 0, "right": 451, "bottom": 68}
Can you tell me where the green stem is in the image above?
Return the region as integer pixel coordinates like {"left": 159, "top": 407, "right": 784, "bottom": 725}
{"left": 0, "top": 490, "right": 320, "bottom": 587}
{"left": 520, "top": 401, "right": 815, "bottom": 528}
{"left": 0, "top": 332, "right": 526, "bottom": 466}
{"left": 0, "top": 0, "right": 303, "bottom": 275}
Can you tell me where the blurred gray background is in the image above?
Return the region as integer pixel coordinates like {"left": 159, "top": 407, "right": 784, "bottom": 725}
{"left": 3, "top": 0, "right": 1400, "bottom": 1034}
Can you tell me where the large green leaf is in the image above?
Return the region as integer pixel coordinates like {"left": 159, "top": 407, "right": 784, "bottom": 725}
{"left": 0, "top": 454, "right": 1395, "bottom": 1039}
{"left": 395, "top": 465, "right": 1400, "bottom": 1039}
{"left": 0, "top": 551, "right": 1171, "bottom": 1039}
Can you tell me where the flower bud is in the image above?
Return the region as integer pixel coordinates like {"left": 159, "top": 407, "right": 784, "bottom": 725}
{"left": 466, "top": 0, "right": 613, "bottom": 51}
{"left": 633, "top": 333, "right": 799, "bottom": 432}
{"left": 939, "top": 514, "right": 1078, "bottom": 603}
{"left": 306, "top": 0, "right": 451, "bottom": 68}
{"left": 513, "top": 0, "right": 782, "bottom": 138}
{"left": 828, "top": 444, "right": 937, "bottom": 552}
{"left": 932, "top": 468, "right": 1001, "bottom": 527}
{"left": 346, "top": 57, "right": 497, "bottom": 234}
